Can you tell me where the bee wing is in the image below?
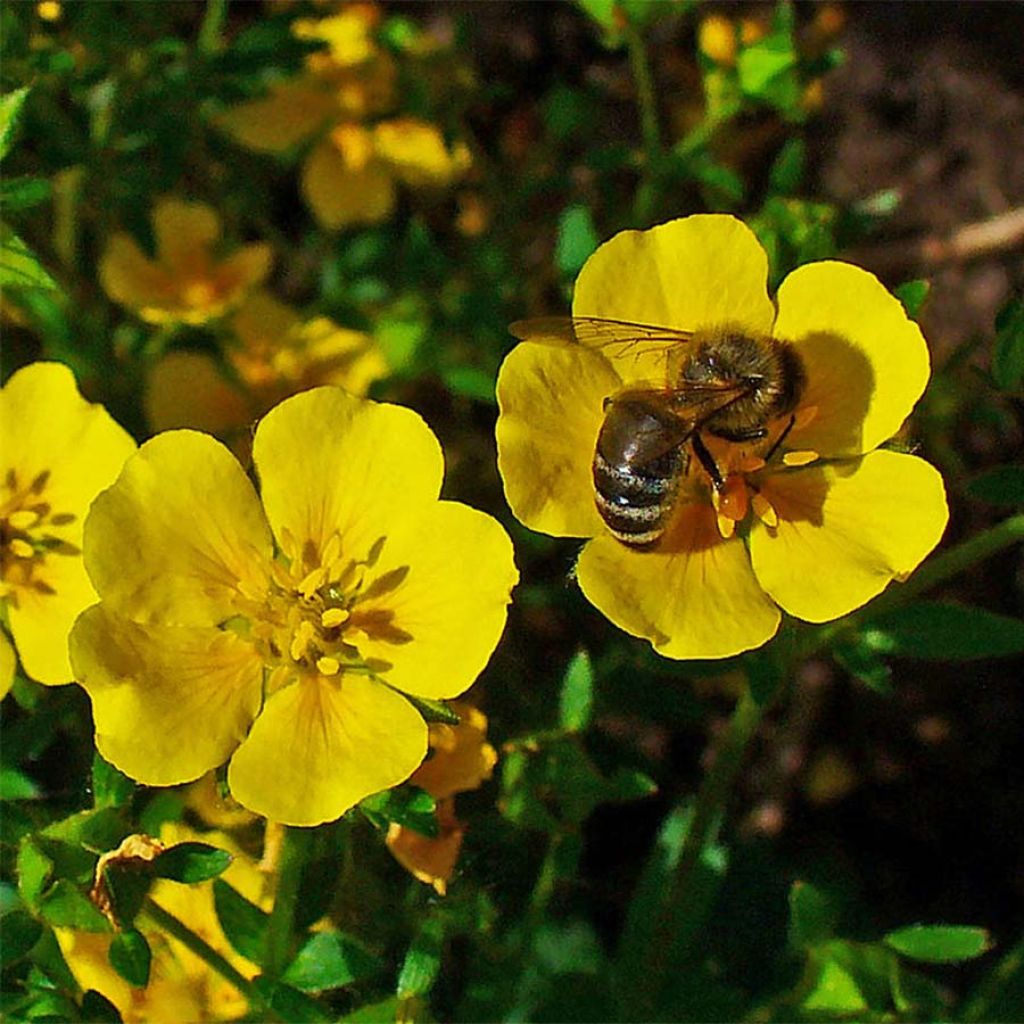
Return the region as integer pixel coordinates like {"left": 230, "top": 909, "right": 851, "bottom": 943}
{"left": 509, "top": 316, "right": 694, "bottom": 362}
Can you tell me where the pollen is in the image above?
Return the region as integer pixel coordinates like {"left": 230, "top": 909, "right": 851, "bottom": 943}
{"left": 782, "top": 450, "right": 819, "bottom": 467}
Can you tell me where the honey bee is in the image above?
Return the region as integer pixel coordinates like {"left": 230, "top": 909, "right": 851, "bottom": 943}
{"left": 508, "top": 317, "right": 806, "bottom": 547}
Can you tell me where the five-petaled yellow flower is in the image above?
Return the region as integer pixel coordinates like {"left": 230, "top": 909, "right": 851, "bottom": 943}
{"left": 99, "top": 197, "right": 271, "bottom": 325}
{"left": 1, "top": 363, "right": 135, "bottom": 694}
{"left": 70, "top": 387, "right": 517, "bottom": 826}
{"left": 495, "top": 215, "right": 948, "bottom": 660}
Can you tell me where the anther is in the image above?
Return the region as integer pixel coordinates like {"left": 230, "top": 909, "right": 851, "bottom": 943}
{"left": 782, "top": 450, "right": 819, "bottom": 467}
{"left": 321, "top": 607, "right": 349, "bottom": 628}
{"left": 316, "top": 656, "right": 341, "bottom": 677}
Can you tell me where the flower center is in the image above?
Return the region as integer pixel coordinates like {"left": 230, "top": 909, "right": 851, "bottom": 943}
{"left": 0, "top": 467, "right": 79, "bottom": 604}
{"left": 241, "top": 531, "right": 410, "bottom": 693}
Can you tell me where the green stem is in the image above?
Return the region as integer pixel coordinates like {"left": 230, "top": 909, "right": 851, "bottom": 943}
{"left": 625, "top": 21, "right": 662, "bottom": 224}
{"left": 643, "top": 685, "right": 766, "bottom": 1011}
{"left": 143, "top": 898, "right": 276, "bottom": 1019}
{"left": 262, "top": 825, "right": 311, "bottom": 979}
{"left": 802, "top": 513, "right": 1024, "bottom": 657}
{"left": 198, "top": 0, "right": 228, "bottom": 56}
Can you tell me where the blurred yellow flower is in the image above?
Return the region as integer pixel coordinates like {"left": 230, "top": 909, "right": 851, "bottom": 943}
{"left": 496, "top": 215, "right": 948, "bottom": 660}
{"left": 387, "top": 702, "right": 497, "bottom": 895}
{"left": 99, "top": 198, "right": 271, "bottom": 325}
{"left": 216, "top": 7, "right": 469, "bottom": 231}
{"left": 55, "top": 823, "right": 269, "bottom": 1023}
{"left": 1, "top": 363, "right": 135, "bottom": 686}
{"left": 71, "top": 387, "right": 517, "bottom": 825}
{"left": 144, "top": 290, "right": 389, "bottom": 450}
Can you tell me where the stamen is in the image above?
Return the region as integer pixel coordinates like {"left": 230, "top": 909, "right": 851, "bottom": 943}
{"left": 782, "top": 450, "right": 819, "bottom": 467}
{"left": 316, "top": 656, "right": 341, "bottom": 677}
{"left": 737, "top": 455, "right": 766, "bottom": 473}
{"left": 716, "top": 512, "right": 736, "bottom": 539}
{"left": 717, "top": 475, "right": 749, "bottom": 522}
{"left": 8, "top": 510, "right": 39, "bottom": 530}
{"left": 297, "top": 566, "right": 325, "bottom": 598}
{"left": 9, "top": 539, "right": 34, "bottom": 559}
{"left": 289, "top": 620, "right": 315, "bottom": 661}
{"left": 321, "top": 607, "right": 349, "bottom": 628}
{"left": 751, "top": 493, "right": 779, "bottom": 528}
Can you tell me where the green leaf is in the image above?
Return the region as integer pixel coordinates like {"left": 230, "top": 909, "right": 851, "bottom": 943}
{"left": 0, "top": 224, "right": 59, "bottom": 292}
{"left": 962, "top": 933, "right": 1024, "bottom": 1023}
{"left": 992, "top": 296, "right": 1024, "bottom": 392}
{"left": 967, "top": 465, "right": 1024, "bottom": 506}
{"left": 402, "top": 693, "right": 461, "bottom": 725}
{"left": 360, "top": 786, "right": 438, "bottom": 838}
{"left": 397, "top": 915, "right": 444, "bottom": 999}
{"left": 213, "top": 880, "right": 268, "bottom": 963}
{"left": 441, "top": 366, "right": 496, "bottom": 404}
{"left": 92, "top": 753, "right": 135, "bottom": 809}
{"left": 832, "top": 638, "right": 894, "bottom": 695}
{"left": 151, "top": 842, "right": 232, "bottom": 883}
{"left": 894, "top": 279, "right": 931, "bottom": 320}
{"left": 788, "top": 881, "right": 838, "bottom": 949}
{"left": 801, "top": 940, "right": 893, "bottom": 1014}
{"left": 282, "top": 931, "right": 381, "bottom": 993}
{"left": 555, "top": 204, "right": 599, "bottom": 277}
{"left": 0, "top": 909, "right": 42, "bottom": 966}
{"left": 767, "top": 138, "right": 806, "bottom": 195}
{"left": 884, "top": 924, "right": 991, "bottom": 964}
{"left": 38, "top": 880, "right": 110, "bottom": 932}
{"left": 251, "top": 977, "right": 330, "bottom": 1023}
{"left": 0, "top": 176, "right": 51, "bottom": 212}
{"left": 0, "top": 766, "right": 40, "bottom": 800}
{"left": 339, "top": 997, "right": 405, "bottom": 1023}
{"left": 80, "top": 989, "right": 124, "bottom": 1023}
{"left": 17, "top": 838, "right": 53, "bottom": 909}
{"left": 0, "top": 88, "right": 30, "bottom": 162}
{"left": 861, "top": 602, "right": 1024, "bottom": 661}
{"left": 103, "top": 864, "right": 152, "bottom": 928}
{"left": 108, "top": 928, "right": 151, "bottom": 987}
{"left": 559, "top": 649, "right": 594, "bottom": 732}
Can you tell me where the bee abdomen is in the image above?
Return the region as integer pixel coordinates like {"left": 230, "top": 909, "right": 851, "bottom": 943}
{"left": 592, "top": 450, "right": 680, "bottom": 547}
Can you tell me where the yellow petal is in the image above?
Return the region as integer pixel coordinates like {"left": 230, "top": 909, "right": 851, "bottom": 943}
{"left": 252, "top": 387, "right": 443, "bottom": 563}
{"left": 70, "top": 605, "right": 265, "bottom": 786}
{"left": 227, "top": 675, "right": 428, "bottom": 826}
{"left": 211, "top": 243, "right": 273, "bottom": 306}
{"left": 774, "top": 262, "right": 931, "bottom": 456}
{"left": 749, "top": 450, "right": 948, "bottom": 622}
{"left": 350, "top": 501, "right": 517, "bottom": 700}
{"left": 84, "top": 431, "right": 273, "bottom": 625}
{"left": 386, "top": 800, "right": 464, "bottom": 896}
{"left": 301, "top": 134, "right": 396, "bottom": 230}
{"left": 144, "top": 351, "right": 254, "bottom": 436}
{"left": 373, "top": 118, "right": 471, "bottom": 188}
{"left": 495, "top": 340, "right": 618, "bottom": 538}
{"left": 215, "top": 76, "right": 339, "bottom": 154}
{"left": 411, "top": 702, "right": 497, "bottom": 799}
{"left": 152, "top": 197, "right": 220, "bottom": 274}
{"left": 294, "top": 7, "right": 379, "bottom": 67}
{"left": 572, "top": 215, "right": 776, "bottom": 336}
{"left": 0, "top": 631, "right": 15, "bottom": 700}
{"left": 98, "top": 233, "right": 177, "bottom": 319}
{"left": 576, "top": 504, "right": 781, "bottom": 659}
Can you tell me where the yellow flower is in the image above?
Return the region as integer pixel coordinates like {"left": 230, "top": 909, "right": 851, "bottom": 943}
{"left": 55, "top": 823, "right": 269, "bottom": 1023}
{"left": 1, "top": 363, "right": 135, "bottom": 686}
{"left": 495, "top": 215, "right": 948, "bottom": 660}
{"left": 70, "top": 387, "right": 517, "bottom": 825}
{"left": 144, "top": 290, "right": 389, "bottom": 451}
{"left": 386, "top": 702, "right": 497, "bottom": 895}
{"left": 216, "top": 8, "right": 468, "bottom": 231}
{"left": 99, "top": 198, "right": 272, "bottom": 325}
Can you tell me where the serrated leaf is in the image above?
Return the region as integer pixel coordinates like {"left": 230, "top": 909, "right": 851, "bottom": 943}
{"left": 251, "top": 977, "right": 330, "bottom": 1023}
{"left": 788, "top": 881, "right": 838, "bottom": 949}
{"left": 894, "top": 279, "right": 931, "bottom": 320}
{"left": 151, "top": 842, "right": 232, "bottom": 883}
{"left": 884, "top": 924, "right": 991, "bottom": 964}
{"left": 108, "top": 928, "right": 151, "bottom": 987}
{"left": 360, "top": 786, "right": 437, "bottom": 837}
{"left": 0, "top": 224, "right": 59, "bottom": 292}
{"left": 559, "top": 649, "right": 594, "bottom": 732}
{"left": 397, "top": 915, "right": 444, "bottom": 999}
{"left": 555, "top": 204, "right": 599, "bottom": 276}
{"left": 17, "top": 838, "right": 53, "bottom": 909}
{"left": 0, "top": 909, "right": 42, "bottom": 966}
{"left": 282, "top": 931, "right": 381, "bottom": 993}
{"left": 861, "top": 602, "right": 1024, "bottom": 661}
{"left": 38, "top": 880, "right": 109, "bottom": 932}
{"left": 992, "top": 297, "right": 1024, "bottom": 392}
{"left": 967, "top": 465, "right": 1024, "bottom": 506}
{"left": 0, "top": 88, "right": 30, "bottom": 162}
{"left": 213, "top": 879, "right": 268, "bottom": 963}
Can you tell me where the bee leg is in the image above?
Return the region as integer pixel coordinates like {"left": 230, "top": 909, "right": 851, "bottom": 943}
{"left": 763, "top": 414, "right": 797, "bottom": 462}
{"left": 711, "top": 425, "right": 768, "bottom": 443}
{"left": 691, "top": 432, "right": 725, "bottom": 490}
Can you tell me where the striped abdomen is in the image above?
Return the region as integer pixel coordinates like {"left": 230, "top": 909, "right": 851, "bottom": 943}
{"left": 592, "top": 394, "right": 693, "bottom": 547}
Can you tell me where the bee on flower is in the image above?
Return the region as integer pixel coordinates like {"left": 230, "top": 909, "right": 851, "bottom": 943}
{"left": 70, "top": 386, "right": 517, "bottom": 826}
{"left": 495, "top": 214, "right": 948, "bottom": 660}
{"left": 0, "top": 363, "right": 135, "bottom": 695}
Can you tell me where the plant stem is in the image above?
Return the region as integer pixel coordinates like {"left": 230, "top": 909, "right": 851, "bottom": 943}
{"left": 262, "top": 825, "right": 311, "bottom": 979}
{"left": 643, "top": 685, "right": 766, "bottom": 1011}
{"left": 802, "top": 512, "right": 1024, "bottom": 657}
{"left": 198, "top": 0, "right": 228, "bottom": 56}
{"left": 143, "top": 898, "right": 277, "bottom": 1019}
{"left": 625, "top": 21, "right": 662, "bottom": 225}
